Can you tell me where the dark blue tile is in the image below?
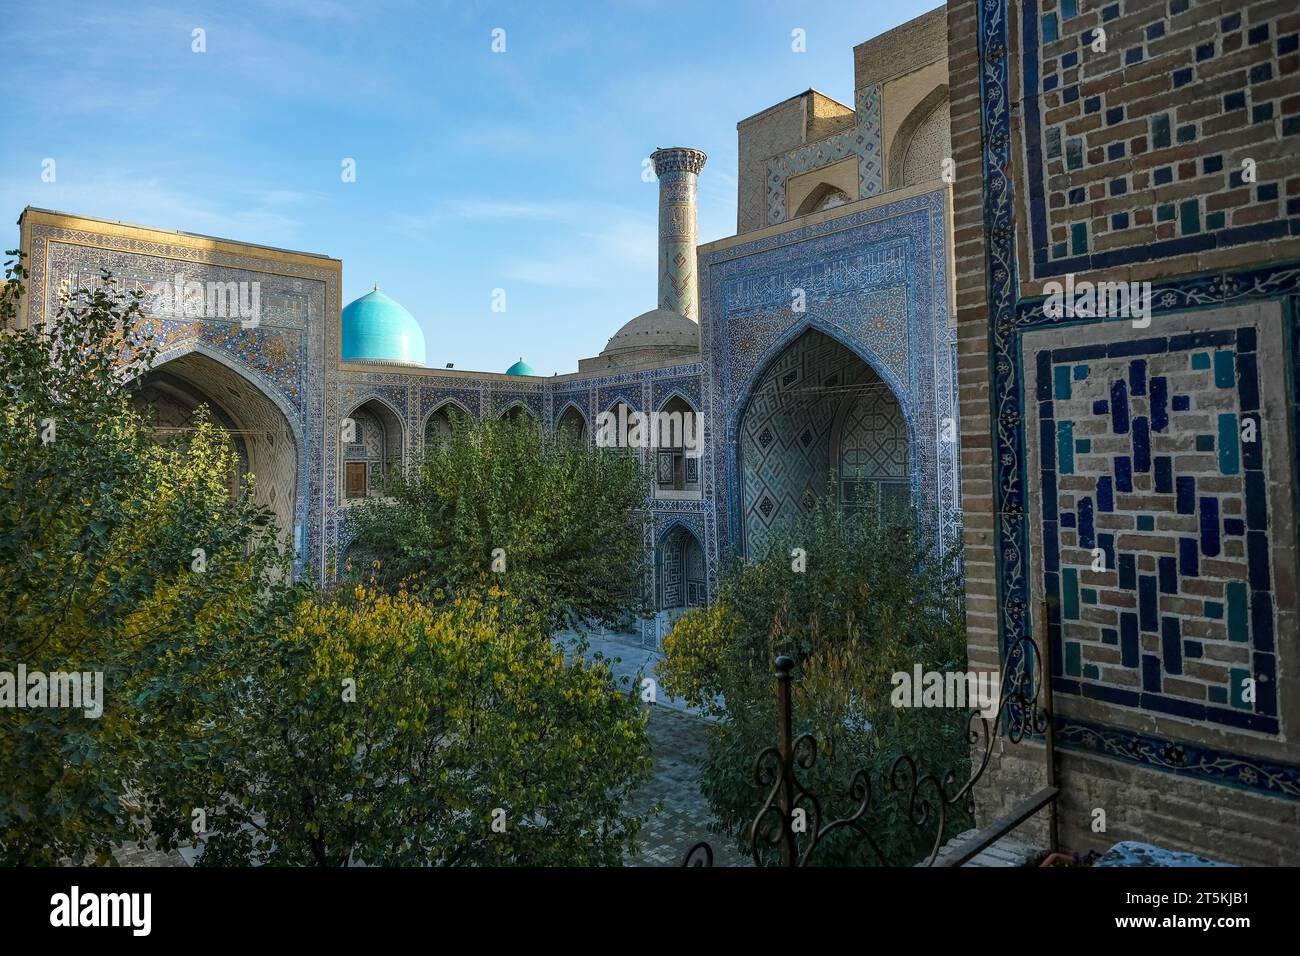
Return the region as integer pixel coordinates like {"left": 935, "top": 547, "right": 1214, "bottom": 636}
{"left": 1224, "top": 518, "right": 1244, "bottom": 536}
{"left": 1106, "top": 106, "right": 1125, "bottom": 125}
{"left": 1133, "top": 416, "right": 1150, "bottom": 472}
{"left": 1161, "top": 617, "right": 1183, "bottom": 675}
{"left": 1176, "top": 476, "right": 1196, "bottom": 514}
{"left": 1139, "top": 575, "right": 1159, "bottom": 631}
{"left": 1252, "top": 591, "right": 1274, "bottom": 653}
{"left": 1236, "top": 327, "right": 1256, "bottom": 353}
{"left": 1154, "top": 456, "right": 1172, "bottom": 493}
{"left": 1128, "top": 359, "right": 1147, "bottom": 396}
{"left": 1102, "top": 628, "right": 1118, "bottom": 646}
{"left": 1248, "top": 24, "right": 1269, "bottom": 45}
{"left": 1142, "top": 692, "right": 1205, "bottom": 721}
{"left": 1199, "top": 496, "right": 1220, "bottom": 556}
{"left": 1096, "top": 475, "right": 1114, "bottom": 512}
{"left": 1245, "top": 471, "right": 1267, "bottom": 529}
{"left": 1184, "top": 640, "right": 1203, "bottom": 660}
{"left": 1093, "top": 399, "right": 1109, "bottom": 415}
{"left": 1121, "top": 612, "right": 1139, "bottom": 667}
{"left": 1237, "top": 351, "right": 1258, "bottom": 411}
{"left": 1248, "top": 531, "right": 1271, "bottom": 590}
{"left": 1172, "top": 395, "right": 1190, "bottom": 411}
{"left": 1196, "top": 42, "right": 1214, "bottom": 61}
{"left": 1116, "top": 455, "right": 1133, "bottom": 493}
{"left": 1174, "top": 67, "right": 1193, "bottom": 87}
{"left": 1061, "top": 511, "right": 1076, "bottom": 528}
{"left": 1119, "top": 553, "right": 1136, "bottom": 591}
{"left": 1158, "top": 555, "right": 1177, "bottom": 594}
{"left": 1110, "top": 379, "right": 1129, "bottom": 433}
{"left": 1078, "top": 497, "right": 1095, "bottom": 548}
{"left": 1141, "top": 653, "right": 1161, "bottom": 692}
{"left": 1151, "top": 376, "right": 1169, "bottom": 431}
{"left": 1179, "top": 537, "right": 1199, "bottom": 577}
{"left": 1099, "top": 532, "right": 1115, "bottom": 572}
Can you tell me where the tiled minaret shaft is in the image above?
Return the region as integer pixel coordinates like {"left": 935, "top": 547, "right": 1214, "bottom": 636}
{"left": 651, "top": 147, "right": 707, "bottom": 322}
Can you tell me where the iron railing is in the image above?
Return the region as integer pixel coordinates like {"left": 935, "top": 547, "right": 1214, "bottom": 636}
{"left": 683, "top": 599, "right": 1060, "bottom": 867}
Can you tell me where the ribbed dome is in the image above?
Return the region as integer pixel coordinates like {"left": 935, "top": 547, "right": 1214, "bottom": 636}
{"left": 341, "top": 289, "right": 426, "bottom": 366}
{"left": 600, "top": 308, "right": 699, "bottom": 357}
{"left": 505, "top": 357, "right": 536, "bottom": 376}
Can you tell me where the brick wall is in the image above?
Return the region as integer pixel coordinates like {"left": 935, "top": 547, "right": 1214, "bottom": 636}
{"left": 949, "top": 0, "right": 1300, "bottom": 866}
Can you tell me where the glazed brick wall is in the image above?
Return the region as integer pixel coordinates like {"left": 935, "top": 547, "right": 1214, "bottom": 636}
{"left": 1021, "top": 0, "right": 1300, "bottom": 289}
{"left": 948, "top": 0, "right": 1300, "bottom": 865}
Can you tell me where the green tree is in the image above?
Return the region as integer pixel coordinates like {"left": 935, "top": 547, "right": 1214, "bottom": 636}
{"left": 348, "top": 411, "right": 650, "bottom": 632}
{"left": 658, "top": 498, "right": 971, "bottom": 866}
{"left": 147, "top": 586, "right": 653, "bottom": 866}
{"left": 0, "top": 254, "right": 295, "bottom": 865}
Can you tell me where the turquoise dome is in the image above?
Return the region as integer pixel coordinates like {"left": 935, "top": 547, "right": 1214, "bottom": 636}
{"left": 341, "top": 288, "right": 426, "bottom": 366}
{"left": 505, "top": 357, "right": 536, "bottom": 376}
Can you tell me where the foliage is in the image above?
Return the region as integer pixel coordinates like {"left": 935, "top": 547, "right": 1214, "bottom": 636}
{"left": 147, "top": 586, "right": 653, "bottom": 866}
{"left": 658, "top": 497, "right": 970, "bottom": 866}
{"left": 0, "top": 254, "right": 294, "bottom": 865}
{"left": 347, "top": 411, "right": 650, "bottom": 632}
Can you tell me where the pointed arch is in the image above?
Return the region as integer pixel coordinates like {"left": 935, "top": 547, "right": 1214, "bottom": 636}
{"left": 888, "top": 84, "right": 950, "bottom": 189}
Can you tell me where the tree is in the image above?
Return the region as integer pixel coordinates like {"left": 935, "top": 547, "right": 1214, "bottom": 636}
{"left": 0, "top": 254, "right": 294, "bottom": 864}
{"left": 348, "top": 411, "right": 650, "bottom": 632}
{"left": 147, "top": 586, "right": 653, "bottom": 866}
{"left": 658, "top": 497, "right": 970, "bottom": 865}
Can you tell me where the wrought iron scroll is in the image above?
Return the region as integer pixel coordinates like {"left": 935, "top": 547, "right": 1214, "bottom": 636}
{"left": 682, "top": 599, "right": 1057, "bottom": 867}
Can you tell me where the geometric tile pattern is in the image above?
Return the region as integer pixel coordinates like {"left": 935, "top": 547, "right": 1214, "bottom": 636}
{"left": 702, "top": 188, "right": 959, "bottom": 562}
{"left": 975, "top": 0, "right": 1300, "bottom": 797}
{"left": 766, "top": 84, "right": 884, "bottom": 225}
{"left": 1032, "top": 326, "right": 1277, "bottom": 734}
{"left": 1020, "top": 0, "right": 1300, "bottom": 280}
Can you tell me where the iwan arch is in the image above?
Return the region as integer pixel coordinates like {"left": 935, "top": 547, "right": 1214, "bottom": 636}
{"left": 15, "top": 10, "right": 956, "bottom": 648}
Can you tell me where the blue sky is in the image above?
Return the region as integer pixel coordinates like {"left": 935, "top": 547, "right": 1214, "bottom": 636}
{"left": 2, "top": 0, "right": 939, "bottom": 374}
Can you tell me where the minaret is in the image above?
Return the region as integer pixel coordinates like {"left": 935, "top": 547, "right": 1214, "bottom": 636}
{"left": 651, "top": 147, "right": 707, "bottom": 322}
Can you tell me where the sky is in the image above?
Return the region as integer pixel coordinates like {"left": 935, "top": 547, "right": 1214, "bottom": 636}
{"left": 1, "top": 0, "right": 940, "bottom": 375}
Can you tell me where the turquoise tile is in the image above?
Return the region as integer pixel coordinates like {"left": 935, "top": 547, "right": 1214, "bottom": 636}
{"left": 1214, "top": 350, "right": 1235, "bottom": 388}
{"left": 1058, "top": 421, "right": 1075, "bottom": 474}
{"left": 1218, "top": 413, "right": 1239, "bottom": 474}
{"left": 1065, "top": 640, "right": 1082, "bottom": 676}
{"left": 1043, "top": 12, "right": 1059, "bottom": 43}
{"left": 1076, "top": 438, "right": 1091, "bottom": 454}
{"left": 1054, "top": 364, "right": 1073, "bottom": 400}
{"left": 1081, "top": 587, "right": 1098, "bottom": 605}
{"left": 1084, "top": 663, "right": 1100, "bottom": 680}
{"left": 1204, "top": 600, "right": 1224, "bottom": 619}
{"left": 1209, "top": 685, "right": 1228, "bottom": 704}
{"left": 1063, "top": 567, "right": 1080, "bottom": 620}
{"left": 1137, "top": 515, "right": 1155, "bottom": 531}
{"left": 1071, "top": 222, "right": 1089, "bottom": 255}
{"left": 1191, "top": 352, "right": 1211, "bottom": 370}
{"left": 1195, "top": 434, "right": 1215, "bottom": 452}
{"left": 1073, "top": 364, "right": 1089, "bottom": 380}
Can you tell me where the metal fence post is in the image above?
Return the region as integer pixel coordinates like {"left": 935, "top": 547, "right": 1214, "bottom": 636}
{"left": 775, "top": 655, "right": 797, "bottom": 867}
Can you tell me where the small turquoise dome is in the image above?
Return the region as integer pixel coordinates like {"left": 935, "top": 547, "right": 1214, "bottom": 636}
{"left": 505, "top": 357, "right": 536, "bottom": 376}
{"left": 341, "top": 287, "right": 426, "bottom": 366}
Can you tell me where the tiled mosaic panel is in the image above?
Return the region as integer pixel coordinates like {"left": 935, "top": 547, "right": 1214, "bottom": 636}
{"left": 739, "top": 328, "right": 905, "bottom": 558}
{"left": 1024, "top": 0, "right": 1300, "bottom": 277}
{"left": 705, "top": 191, "right": 959, "bottom": 560}
{"left": 1037, "top": 326, "right": 1277, "bottom": 733}
{"left": 766, "top": 84, "right": 884, "bottom": 225}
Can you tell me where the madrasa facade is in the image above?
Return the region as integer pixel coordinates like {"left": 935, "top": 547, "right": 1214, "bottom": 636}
{"left": 14, "top": 11, "right": 956, "bottom": 648}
